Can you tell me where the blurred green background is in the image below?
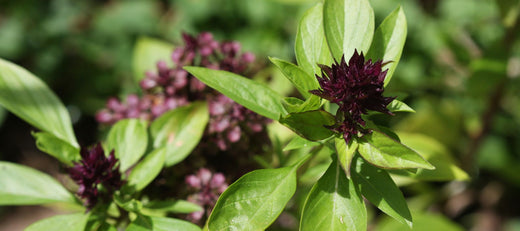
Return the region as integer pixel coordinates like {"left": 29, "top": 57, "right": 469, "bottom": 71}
{"left": 0, "top": 0, "right": 519, "bottom": 230}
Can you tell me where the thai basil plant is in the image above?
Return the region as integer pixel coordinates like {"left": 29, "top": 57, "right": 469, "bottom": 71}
{"left": 0, "top": 0, "right": 469, "bottom": 230}
{"left": 185, "top": 0, "right": 466, "bottom": 230}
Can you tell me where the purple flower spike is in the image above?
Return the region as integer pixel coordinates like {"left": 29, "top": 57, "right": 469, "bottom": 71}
{"left": 68, "top": 143, "right": 124, "bottom": 210}
{"left": 185, "top": 168, "right": 228, "bottom": 224}
{"left": 310, "top": 50, "right": 395, "bottom": 143}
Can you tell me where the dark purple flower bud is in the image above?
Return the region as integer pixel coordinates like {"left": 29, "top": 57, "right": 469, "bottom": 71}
{"left": 68, "top": 143, "right": 124, "bottom": 210}
{"left": 310, "top": 50, "right": 395, "bottom": 143}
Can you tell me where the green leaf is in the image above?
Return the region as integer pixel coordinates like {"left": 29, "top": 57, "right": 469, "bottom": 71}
{"left": 300, "top": 158, "right": 367, "bottom": 231}
{"left": 351, "top": 157, "right": 412, "bottom": 227}
{"left": 323, "top": 0, "right": 374, "bottom": 61}
{"left": 283, "top": 135, "right": 321, "bottom": 151}
{"left": 32, "top": 131, "right": 80, "bottom": 166}
{"left": 367, "top": 6, "right": 407, "bottom": 86}
{"left": 295, "top": 3, "right": 333, "bottom": 76}
{"left": 0, "top": 58, "right": 78, "bottom": 148}
{"left": 208, "top": 156, "right": 309, "bottom": 230}
{"left": 0, "top": 161, "right": 76, "bottom": 205}
{"left": 143, "top": 199, "right": 202, "bottom": 214}
{"left": 387, "top": 100, "right": 415, "bottom": 113}
{"left": 390, "top": 133, "right": 469, "bottom": 181}
{"left": 127, "top": 148, "right": 166, "bottom": 191}
{"left": 150, "top": 102, "right": 208, "bottom": 166}
{"left": 185, "top": 67, "right": 286, "bottom": 120}
{"left": 269, "top": 57, "right": 318, "bottom": 98}
{"left": 377, "top": 212, "right": 464, "bottom": 231}
{"left": 105, "top": 119, "right": 148, "bottom": 171}
{"left": 127, "top": 215, "right": 201, "bottom": 231}
{"left": 335, "top": 137, "right": 358, "bottom": 178}
{"left": 114, "top": 193, "right": 143, "bottom": 213}
{"left": 282, "top": 95, "right": 322, "bottom": 113}
{"left": 280, "top": 110, "right": 336, "bottom": 141}
{"left": 358, "top": 130, "right": 435, "bottom": 170}
{"left": 25, "top": 213, "right": 90, "bottom": 231}
{"left": 132, "top": 37, "right": 174, "bottom": 81}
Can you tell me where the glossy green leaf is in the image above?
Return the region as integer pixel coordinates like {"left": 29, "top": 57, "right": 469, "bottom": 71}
{"left": 295, "top": 3, "right": 333, "bottom": 76}
{"left": 208, "top": 156, "right": 309, "bottom": 231}
{"left": 387, "top": 100, "right": 415, "bottom": 113}
{"left": 351, "top": 157, "right": 412, "bottom": 227}
{"left": 127, "top": 215, "right": 201, "bottom": 231}
{"left": 300, "top": 159, "right": 367, "bottom": 231}
{"left": 32, "top": 131, "right": 80, "bottom": 166}
{"left": 367, "top": 6, "right": 407, "bottom": 86}
{"left": 358, "top": 130, "right": 435, "bottom": 170}
{"left": 335, "top": 137, "right": 358, "bottom": 178}
{"left": 185, "top": 67, "right": 286, "bottom": 120}
{"left": 127, "top": 148, "right": 166, "bottom": 191}
{"left": 150, "top": 102, "right": 208, "bottom": 166}
{"left": 143, "top": 199, "right": 202, "bottom": 214}
{"left": 283, "top": 135, "right": 321, "bottom": 151}
{"left": 269, "top": 57, "right": 318, "bottom": 98}
{"left": 25, "top": 213, "right": 89, "bottom": 231}
{"left": 390, "top": 133, "right": 469, "bottom": 181}
{"left": 0, "top": 58, "right": 78, "bottom": 148}
{"left": 280, "top": 110, "right": 336, "bottom": 141}
{"left": 105, "top": 119, "right": 148, "bottom": 171}
{"left": 323, "top": 0, "right": 374, "bottom": 61}
{"left": 282, "top": 95, "right": 322, "bottom": 113}
{"left": 132, "top": 37, "right": 174, "bottom": 81}
{"left": 377, "top": 212, "right": 464, "bottom": 231}
{"left": 0, "top": 161, "right": 76, "bottom": 205}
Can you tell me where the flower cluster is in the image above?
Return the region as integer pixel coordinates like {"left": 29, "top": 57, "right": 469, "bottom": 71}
{"left": 68, "top": 143, "right": 124, "bottom": 210}
{"left": 310, "top": 50, "right": 395, "bottom": 143}
{"left": 96, "top": 32, "right": 269, "bottom": 150}
{"left": 185, "top": 168, "right": 228, "bottom": 224}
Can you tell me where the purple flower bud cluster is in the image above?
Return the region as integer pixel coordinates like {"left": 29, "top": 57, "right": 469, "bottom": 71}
{"left": 310, "top": 50, "right": 395, "bottom": 143}
{"left": 68, "top": 143, "right": 124, "bottom": 210}
{"left": 96, "top": 32, "right": 269, "bottom": 150}
{"left": 185, "top": 168, "right": 228, "bottom": 223}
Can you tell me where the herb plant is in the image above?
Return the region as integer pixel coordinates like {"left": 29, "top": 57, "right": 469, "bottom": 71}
{"left": 0, "top": 0, "right": 469, "bottom": 230}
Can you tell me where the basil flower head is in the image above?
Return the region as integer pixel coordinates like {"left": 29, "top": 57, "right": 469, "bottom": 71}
{"left": 310, "top": 50, "right": 395, "bottom": 143}
{"left": 68, "top": 143, "right": 124, "bottom": 210}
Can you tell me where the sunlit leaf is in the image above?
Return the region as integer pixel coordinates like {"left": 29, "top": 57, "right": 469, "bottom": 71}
{"left": 25, "top": 213, "right": 89, "bottom": 231}
{"left": 280, "top": 110, "right": 336, "bottom": 141}
{"left": 185, "top": 67, "right": 286, "bottom": 120}
{"left": 127, "top": 215, "right": 201, "bottom": 231}
{"left": 335, "top": 137, "right": 358, "bottom": 178}
{"left": 387, "top": 100, "right": 415, "bottom": 113}
{"left": 351, "top": 157, "right": 412, "bottom": 227}
{"left": 295, "top": 3, "right": 333, "bottom": 76}
{"left": 300, "top": 159, "right": 367, "bottom": 231}
{"left": 0, "top": 58, "right": 78, "bottom": 148}
{"left": 143, "top": 199, "right": 202, "bottom": 214}
{"left": 150, "top": 102, "right": 208, "bottom": 166}
{"left": 105, "top": 119, "right": 148, "bottom": 171}
{"left": 208, "top": 155, "right": 310, "bottom": 230}
{"left": 323, "top": 0, "right": 374, "bottom": 61}
{"left": 367, "top": 6, "right": 407, "bottom": 86}
{"left": 283, "top": 135, "right": 321, "bottom": 151}
{"left": 358, "top": 130, "right": 435, "bottom": 170}
{"left": 127, "top": 148, "right": 166, "bottom": 191}
{"left": 32, "top": 131, "right": 80, "bottom": 166}
{"left": 270, "top": 57, "right": 318, "bottom": 98}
